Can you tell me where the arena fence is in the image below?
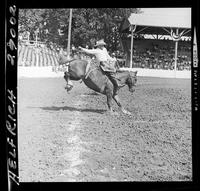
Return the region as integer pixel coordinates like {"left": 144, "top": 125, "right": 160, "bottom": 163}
{"left": 18, "top": 66, "right": 191, "bottom": 79}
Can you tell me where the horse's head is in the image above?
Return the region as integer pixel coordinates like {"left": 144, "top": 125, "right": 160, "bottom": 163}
{"left": 126, "top": 71, "right": 137, "bottom": 93}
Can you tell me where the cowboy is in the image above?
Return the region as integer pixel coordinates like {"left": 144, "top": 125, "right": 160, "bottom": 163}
{"left": 79, "top": 39, "right": 122, "bottom": 95}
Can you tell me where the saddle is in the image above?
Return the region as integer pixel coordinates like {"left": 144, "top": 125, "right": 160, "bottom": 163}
{"left": 99, "top": 60, "right": 116, "bottom": 73}
{"left": 85, "top": 60, "right": 120, "bottom": 79}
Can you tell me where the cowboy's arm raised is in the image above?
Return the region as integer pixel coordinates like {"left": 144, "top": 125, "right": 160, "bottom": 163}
{"left": 79, "top": 46, "right": 98, "bottom": 55}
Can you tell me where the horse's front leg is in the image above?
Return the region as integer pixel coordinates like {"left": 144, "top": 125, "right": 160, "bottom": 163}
{"left": 113, "top": 94, "right": 132, "bottom": 115}
{"left": 105, "top": 88, "right": 118, "bottom": 115}
{"left": 105, "top": 88, "right": 113, "bottom": 112}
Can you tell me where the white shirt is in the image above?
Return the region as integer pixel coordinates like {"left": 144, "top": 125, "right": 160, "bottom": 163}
{"left": 81, "top": 47, "right": 114, "bottom": 62}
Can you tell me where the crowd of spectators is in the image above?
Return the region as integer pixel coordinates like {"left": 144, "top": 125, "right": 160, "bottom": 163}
{"left": 129, "top": 40, "right": 191, "bottom": 70}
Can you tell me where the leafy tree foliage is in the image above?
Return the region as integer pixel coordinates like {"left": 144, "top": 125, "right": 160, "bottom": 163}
{"left": 19, "top": 8, "right": 139, "bottom": 52}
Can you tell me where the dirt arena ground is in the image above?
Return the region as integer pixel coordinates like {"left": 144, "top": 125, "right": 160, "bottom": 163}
{"left": 18, "top": 76, "right": 192, "bottom": 182}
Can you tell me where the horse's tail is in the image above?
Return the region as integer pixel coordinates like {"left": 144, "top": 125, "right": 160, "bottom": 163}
{"left": 58, "top": 54, "right": 77, "bottom": 66}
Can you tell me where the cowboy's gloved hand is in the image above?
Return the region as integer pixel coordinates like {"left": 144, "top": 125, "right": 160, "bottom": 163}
{"left": 78, "top": 46, "right": 83, "bottom": 51}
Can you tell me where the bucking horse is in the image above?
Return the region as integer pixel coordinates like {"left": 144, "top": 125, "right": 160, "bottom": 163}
{"left": 58, "top": 54, "right": 137, "bottom": 115}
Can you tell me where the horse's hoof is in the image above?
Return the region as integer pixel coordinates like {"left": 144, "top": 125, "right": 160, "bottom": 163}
{"left": 122, "top": 109, "right": 132, "bottom": 115}
{"left": 65, "top": 85, "right": 73, "bottom": 92}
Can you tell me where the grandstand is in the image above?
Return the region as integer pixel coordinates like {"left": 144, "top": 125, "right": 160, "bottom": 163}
{"left": 121, "top": 38, "right": 191, "bottom": 70}
{"left": 119, "top": 8, "right": 191, "bottom": 72}
{"left": 18, "top": 43, "right": 59, "bottom": 67}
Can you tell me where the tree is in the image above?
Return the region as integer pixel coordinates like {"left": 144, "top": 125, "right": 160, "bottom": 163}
{"left": 18, "top": 8, "right": 140, "bottom": 52}
{"left": 69, "top": 8, "right": 139, "bottom": 51}
{"left": 18, "top": 9, "right": 46, "bottom": 40}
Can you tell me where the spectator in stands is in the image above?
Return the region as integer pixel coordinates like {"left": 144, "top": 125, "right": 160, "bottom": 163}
{"left": 128, "top": 39, "right": 191, "bottom": 71}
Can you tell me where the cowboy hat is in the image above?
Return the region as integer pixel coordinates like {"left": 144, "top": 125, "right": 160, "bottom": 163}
{"left": 95, "top": 39, "right": 106, "bottom": 47}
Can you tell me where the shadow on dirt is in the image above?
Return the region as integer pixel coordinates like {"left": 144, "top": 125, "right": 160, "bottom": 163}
{"left": 88, "top": 91, "right": 100, "bottom": 96}
{"left": 39, "top": 106, "right": 106, "bottom": 114}
{"left": 82, "top": 91, "right": 100, "bottom": 96}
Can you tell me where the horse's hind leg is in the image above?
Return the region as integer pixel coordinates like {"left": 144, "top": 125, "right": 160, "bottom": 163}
{"left": 64, "top": 72, "right": 73, "bottom": 92}
{"left": 113, "top": 94, "right": 132, "bottom": 115}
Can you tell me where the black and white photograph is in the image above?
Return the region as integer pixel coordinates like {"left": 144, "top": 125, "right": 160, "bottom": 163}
{"left": 17, "top": 7, "right": 193, "bottom": 182}
{"left": 3, "top": 2, "right": 200, "bottom": 190}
